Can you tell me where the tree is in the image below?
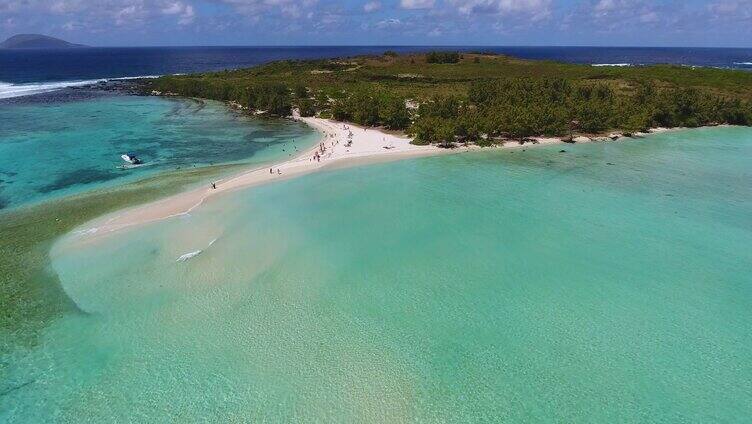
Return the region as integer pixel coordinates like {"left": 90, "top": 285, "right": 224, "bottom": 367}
{"left": 380, "top": 97, "right": 411, "bottom": 130}
{"left": 409, "top": 116, "right": 456, "bottom": 146}
{"left": 298, "top": 98, "right": 316, "bottom": 117}
{"left": 293, "top": 84, "right": 308, "bottom": 99}
{"left": 315, "top": 91, "right": 331, "bottom": 110}
{"left": 419, "top": 96, "right": 460, "bottom": 120}
{"left": 332, "top": 101, "right": 351, "bottom": 122}
{"left": 268, "top": 95, "right": 292, "bottom": 116}
{"left": 248, "top": 83, "right": 292, "bottom": 116}
{"left": 350, "top": 91, "right": 380, "bottom": 126}
{"left": 426, "top": 51, "right": 461, "bottom": 64}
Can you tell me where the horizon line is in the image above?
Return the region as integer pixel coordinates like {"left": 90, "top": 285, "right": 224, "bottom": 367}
{"left": 5, "top": 44, "right": 751, "bottom": 50}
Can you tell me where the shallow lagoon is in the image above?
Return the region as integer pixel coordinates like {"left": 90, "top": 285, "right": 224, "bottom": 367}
{"left": 0, "top": 91, "right": 317, "bottom": 374}
{"left": 3, "top": 127, "right": 752, "bottom": 421}
{"left": 0, "top": 92, "right": 314, "bottom": 210}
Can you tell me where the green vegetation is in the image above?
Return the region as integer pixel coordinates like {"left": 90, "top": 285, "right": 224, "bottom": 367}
{"left": 148, "top": 52, "right": 752, "bottom": 145}
{"left": 248, "top": 83, "right": 292, "bottom": 116}
{"left": 426, "top": 51, "right": 461, "bottom": 64}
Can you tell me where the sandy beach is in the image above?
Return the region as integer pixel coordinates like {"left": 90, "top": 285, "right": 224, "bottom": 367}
{"left": 70, "top": 114, "right": 448, "bottom": 244}
{"left": 67, "top": 109, "right": 682, "bottom": 246}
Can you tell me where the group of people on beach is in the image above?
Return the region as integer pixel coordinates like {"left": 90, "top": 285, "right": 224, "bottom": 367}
{"left": 312, "top": 126, "right": 347, "bottom": 162}
{"left": 209, "top": 127, "right": 362, "bottom": 191}
{"left": 312, "top": 141, "right": 329, "bottom": 162}
{"left": 211, "top": 125, "right": 362, "bottom": 191}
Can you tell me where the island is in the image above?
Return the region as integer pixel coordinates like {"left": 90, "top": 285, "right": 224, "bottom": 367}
{"left": 0, "top": 34, "right": 86, "bottom": 49}
{"left": 73, "top": 51, "right": 752, "bottom": 240}
{"left": 147, "top": 51, "right": 752, "bottom": 146}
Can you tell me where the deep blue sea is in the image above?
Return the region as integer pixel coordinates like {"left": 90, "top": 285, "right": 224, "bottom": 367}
{"left": 2, "top": 46, "right": 752, "bottom": 99}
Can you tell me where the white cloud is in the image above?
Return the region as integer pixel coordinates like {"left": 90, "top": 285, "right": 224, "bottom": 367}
{"left": 314, "top": 11, "right": 343, "bottom": 29}
{"left": 214, "top": 0, "right": 318, "bottom": 18}
{"left": 49, "top": 0, "right": 85, "bottom": 14}
{"left": 708, "top": 0, "right": 752, "bottom": 21}
{"left": 449, "top": 0, "right": 552, "bottom": 20}
{"left": 1, "top": 0, "right": 749, "bottom": 44}
{"left": 639, "top": 10, "right": 658, "bottom": 23}
{"left": 363, "top": 1, "right": 381, "bottom": 12}
{"left": 584, "top": 0, "right": 666, "bottom": 29}
{"left": 62, "top": 20, "right": 83, "bottom": 30}
{"left": 375, "top": 18, "right": 403, "bottom": 29}
{"left": 400, "top": 0, "right": 435, "bottom": 10}
{"left": 2, "top": 17, "right": 16, "bottom": 31}
{"left": 113, "top": 5, "right": 145, "bottom": 26}
{"left": 0, "top": 0, "right": 200, "bottom": 27}
{"left": 162, "top": 1, "right": 195, "bottom": 25}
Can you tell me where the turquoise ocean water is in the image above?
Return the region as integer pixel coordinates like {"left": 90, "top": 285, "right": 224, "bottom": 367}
{"left": 3, "top": 126, "right": 750, "bottom": 421}
{"left": 0, "top": 92, "right": 315, "bottom": 210}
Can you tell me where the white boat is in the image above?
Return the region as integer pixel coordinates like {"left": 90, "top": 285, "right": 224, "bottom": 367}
{"left": 121, "top": 153, "right": 142, "bottom": 165}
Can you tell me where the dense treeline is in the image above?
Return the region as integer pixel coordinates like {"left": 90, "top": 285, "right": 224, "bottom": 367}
{"left": 426, "top": 51, "right": 461, "bottom": 64}
{"left": 148, "top": 52, "right": 752, "bottom": 146}
{"left": 331, "top": 89, "right": 411, "bottom": 130}
{"left": 248, "top": 83, "right": 292, "bottom": 116}
{"left": 410, "top": 78, "right": 752, "bottom": 144}
{"left": 329, "top": 78, "right": 752, "bottom": 144}
{"left": 151, "top": 77, "right": 295, "bottom": 116}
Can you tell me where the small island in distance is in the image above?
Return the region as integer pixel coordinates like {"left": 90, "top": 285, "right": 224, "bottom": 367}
{"left": 0, "top": 34, "right": 86, "bottom": 49}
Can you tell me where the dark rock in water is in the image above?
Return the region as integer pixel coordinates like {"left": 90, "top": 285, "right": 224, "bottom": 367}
{"left": 606, "top": 162, "right": 615, "bottom": 165}
{"left": 71, "top": 79, "right": 145, "bottom": 96}
{"left": 559, "top": 149, "right": 566, "bottom": 153}
{"left": 37, "top": 168, "right": 119, "bottom": 194}
{"left": 0, "top": 378, "right": 37, "bottom": 396}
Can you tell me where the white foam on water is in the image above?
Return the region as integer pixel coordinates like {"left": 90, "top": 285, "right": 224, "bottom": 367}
{"left": 733, "top": 62, "right": 752, "bottom": 66}
{"left": 176, "top": 238, "right": 218, "bottom": 262}
{"left": 0, "top": 79, "right": 103, "bottom": 99}
{"left": 73, "top": 227, "right": 99, "bottom": 236}
{"left": 591, "top": 63, "right": 632, "bottom": 67}
{"left": 176, "top": 250, "right": 202, "bottom": 262}
{"left": 0, "top": 75, "right": 161, "bottom": 100}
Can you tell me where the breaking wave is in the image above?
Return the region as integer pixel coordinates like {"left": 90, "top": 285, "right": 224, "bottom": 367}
{"left": 0, "top": 75, "right": 160, "bottom": 100}
{"left": 591, "top": 63, "right": 632, "bottom": 67}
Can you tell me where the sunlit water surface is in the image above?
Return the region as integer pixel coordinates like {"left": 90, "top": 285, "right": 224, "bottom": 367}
{"left": 3, "top": 127, "right": 752, "bottom": 422}
{"left": 0, "top": 92, "right": 315, "bottom": 210}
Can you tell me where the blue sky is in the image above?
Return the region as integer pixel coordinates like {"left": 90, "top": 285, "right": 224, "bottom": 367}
{"left": 1, "top": 0, "right": 750, "bottom": 47}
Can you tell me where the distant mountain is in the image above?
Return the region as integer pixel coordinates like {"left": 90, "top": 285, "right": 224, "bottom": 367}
{"left": 0, "top": 34, "right": 86, "bottom": 49}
